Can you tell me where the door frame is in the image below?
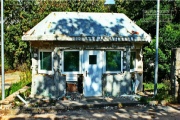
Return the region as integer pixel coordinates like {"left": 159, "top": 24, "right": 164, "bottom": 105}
{"left": 82, "top": 50, "right": 103, "bottom": 97}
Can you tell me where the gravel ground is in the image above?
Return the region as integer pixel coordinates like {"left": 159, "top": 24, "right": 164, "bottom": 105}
{"left": 1, "top": 104, "right": 180, "bottom": 120}
{"left": 1, "top": 89, "right": 180, "bottom": 120}
{"left": 0, "top": 71, "right": 180, "bottom": 119}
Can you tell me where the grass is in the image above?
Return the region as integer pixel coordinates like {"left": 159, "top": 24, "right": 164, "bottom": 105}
{"left": 143, "top": 82, "right": 169, "bottom": 91}
{"left": 0, "top": 70, "right": 32, "bottom": 100}
{"left": 141, "top": 80, "right": 176, "bottom": 104}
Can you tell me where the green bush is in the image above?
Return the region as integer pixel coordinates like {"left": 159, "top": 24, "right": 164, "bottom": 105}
{"left": 143, "top": 80, "right": 170, "bottom": 91}
{"left": 143, "top": 80, "right": 174, "bottom": 103}
{"left": 0, "top": 70, "right": 31, "bottom": 100}
{"left": 139, "top": 96, "right": 149, "bottom": 104}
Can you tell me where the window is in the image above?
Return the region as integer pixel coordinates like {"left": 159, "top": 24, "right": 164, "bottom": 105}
{"left": 38, "top": 50, "right": 53, "bottom": 74}
{"left": 130, "top": 52, "right": 136, "bottom": 69}
{"left": 89, "top": 55, "right": 97, "bottom": 64}
{"left": 106, "top": 51, "right": 122, "bottom": 72}
{"left": 64, "top": 51, "right": 79, "bottom": 72}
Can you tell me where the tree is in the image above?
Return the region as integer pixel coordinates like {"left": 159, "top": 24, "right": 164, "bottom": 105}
{"left": 2, "top": 0, "right": 109, "bottom": 70}
{"left": 2, "top": 0, "right": 180, "bottom": 82}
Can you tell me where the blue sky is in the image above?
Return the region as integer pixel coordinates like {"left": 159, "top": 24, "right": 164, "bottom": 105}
{"left": 105, "top": 0, "right": 115, "bottom": 4}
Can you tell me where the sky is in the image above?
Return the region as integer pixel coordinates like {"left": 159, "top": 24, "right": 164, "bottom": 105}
{"left": 105, "top": 0, "right": 115, "bottom": 4}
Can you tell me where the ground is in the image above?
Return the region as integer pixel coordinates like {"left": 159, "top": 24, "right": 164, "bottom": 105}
{"left": 0, "top": 71, "right": 180, "bottom": 120}
{"left": 0, "top": 104, "right": 180, "bottom": 120}
{"left": 0, "top": 71, "right": 22, "bottom": 90}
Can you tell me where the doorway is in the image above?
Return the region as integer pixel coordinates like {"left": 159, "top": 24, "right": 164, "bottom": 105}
{"left": 83, "top": 50, "right": 103, "bottom": 97}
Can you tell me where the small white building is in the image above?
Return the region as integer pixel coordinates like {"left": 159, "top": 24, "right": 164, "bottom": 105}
{"left": 22, "top": 12, "right": 151, "bottom": 98}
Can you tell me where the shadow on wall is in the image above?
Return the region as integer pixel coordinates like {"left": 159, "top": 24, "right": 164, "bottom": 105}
{"left": 102, "top": 72, "right": 132, "bottom": 97}
{"left": 31, "top": 74, "right": 66, "bottom": 98}
{"left": 30, "top": 73, "right": 137, "bottom": 98}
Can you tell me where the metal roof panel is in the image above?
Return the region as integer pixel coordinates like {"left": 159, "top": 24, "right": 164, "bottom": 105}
{"left": 22, "top": 12, "right": 151, "bottom": 42}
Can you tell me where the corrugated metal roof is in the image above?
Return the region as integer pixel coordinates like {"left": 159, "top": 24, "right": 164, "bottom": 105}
{"left": 22, "top": 12, "right": 151, "bottom": 42}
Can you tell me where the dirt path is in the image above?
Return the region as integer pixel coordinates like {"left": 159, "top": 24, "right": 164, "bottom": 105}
{"left": 0, "top": 71, "right": 22, "bottom": 90}
{"left": 0, "top": 105, "right": 180, "bottom": 120}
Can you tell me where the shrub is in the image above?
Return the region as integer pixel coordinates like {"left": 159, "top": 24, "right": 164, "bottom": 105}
{"left": 0, "top": 70, "right": 31, "bottom": 100}
{"left": 143, "top": 80, "right": 175, "bottom": 103}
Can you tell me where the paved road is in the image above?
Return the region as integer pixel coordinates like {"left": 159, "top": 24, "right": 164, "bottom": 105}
{"left": 1, "top": 105, "right": 180, "bottom": 120}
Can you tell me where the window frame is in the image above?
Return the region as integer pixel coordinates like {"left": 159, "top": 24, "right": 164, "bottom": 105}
{"left": 38, "top": 49, "right": 54, "bottom": 74}
{"left": 62, "top": 50, "right": 82, "bottom": 74}
{"left": 104, "top": 50, "right": 123, "bottom": 73}
{"left": 130, "top": 51, "right": 136, "bottom": 72}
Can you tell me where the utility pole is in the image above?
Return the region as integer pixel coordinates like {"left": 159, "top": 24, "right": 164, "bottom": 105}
{"left": 154, "top": 0, "right": 160, "bottom": 96}
{"left": 1, "top": 0, "right": 5, "bottom": 100}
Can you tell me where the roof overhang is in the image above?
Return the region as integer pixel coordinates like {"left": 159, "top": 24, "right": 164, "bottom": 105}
{"left": 22, "top": 12, "right": 151, "bottom": 43}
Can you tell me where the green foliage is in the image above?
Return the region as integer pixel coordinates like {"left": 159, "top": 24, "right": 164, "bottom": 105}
{"left": 2, "top": 0, "right": 110, "bottom": 70}
{"left": 140, "top": 1, "right": 180, "bottom": 82}
{"left": 0, "top": 70, "right": 32, "bottom": 100}
{"left": 143, "top": 82, "right": 169, "bottom": 91}
{"left": 2, "top": 0, "right": 180, "bottom": 82}
{"left": 139, "top": 96, "right": 149, "bottom": 104}
{"left": 142, "top": 80, "right": 174, "bottom": 103}
{"left": 3, "top": 0, "right": 35, "bottom": 69}
{"left": 144, "top": 23, "right": 180, "bottom": 82}
{"left": 19, "top": 88, "right": 31, "bottom": 100}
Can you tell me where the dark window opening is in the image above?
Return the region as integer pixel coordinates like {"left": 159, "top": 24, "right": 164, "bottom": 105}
{"left": 64, "top": 51, "right": 79, "bottom": 71}
{"left": 40, "top": 52, "right": 52, "bottom": 71}
{"left": 106, "top": 51, "right": 121, "bottom": 71}
{"left": 89, "top": 55, "right": 97, "bottom": 64}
